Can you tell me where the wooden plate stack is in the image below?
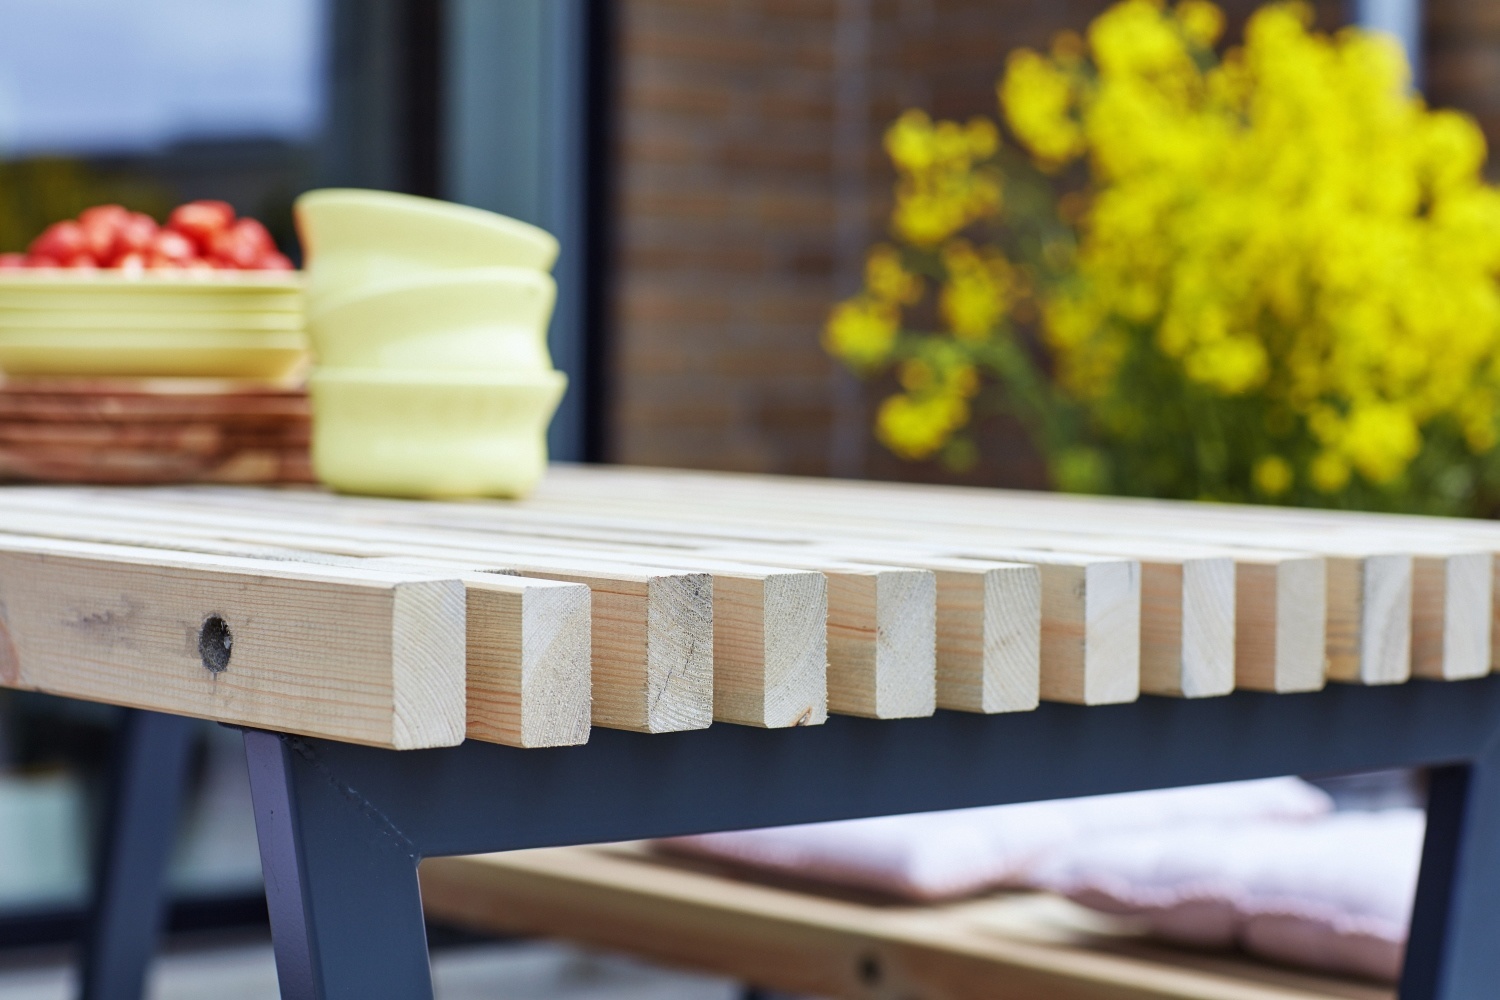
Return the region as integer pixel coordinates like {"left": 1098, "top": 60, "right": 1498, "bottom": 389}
{"left": 0, "top": 378, "right": 312, "bottom": 484}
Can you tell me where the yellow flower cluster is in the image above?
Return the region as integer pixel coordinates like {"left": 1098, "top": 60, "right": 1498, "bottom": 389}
{"left": 824, "top": 0, "right": 1500, "bottom": 511}
{"left": 885, "top": 111, "right": 1002, "bottom": 247}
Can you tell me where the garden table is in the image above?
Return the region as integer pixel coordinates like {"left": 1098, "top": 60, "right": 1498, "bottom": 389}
{"left": 4, "top": 466, "right": 1499, "bottom": 1000}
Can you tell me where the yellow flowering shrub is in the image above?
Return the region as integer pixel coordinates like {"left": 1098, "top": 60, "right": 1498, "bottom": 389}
{"left": 825, "top": 0, "right": 1500, "bottom": 515}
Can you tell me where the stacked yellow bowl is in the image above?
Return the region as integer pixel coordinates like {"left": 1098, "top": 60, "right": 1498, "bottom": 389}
{"left": 295, "top": 189, "right": 567, "bottom": 498}
{"left": 0, "top": 271, "right": 305, "bottom": 380}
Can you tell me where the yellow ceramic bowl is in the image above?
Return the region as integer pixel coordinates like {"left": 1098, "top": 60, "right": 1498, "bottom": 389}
{"left": 0, "top": 330, "right": 307, "bottom": 379}
{"left": 0, "top": 271, "right": 304, "bottom": 313}
{"left": 0, "top": 309, "right": 304, "bottom": 332}
{"left": 307, "top": 267, "right": 555, "bottom": 371}
{"left": 309, "top": 368, "right": 566, "bottom": 498}
{"left": 296, "top": 189, "right": 559, "bottom": 306}
{"left": 0, "top": 271, "right": 308, "bottom": 379}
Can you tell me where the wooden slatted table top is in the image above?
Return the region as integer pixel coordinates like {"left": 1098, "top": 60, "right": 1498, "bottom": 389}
{"left": 0, "top": 464, "right": 1494, "bottom": 749}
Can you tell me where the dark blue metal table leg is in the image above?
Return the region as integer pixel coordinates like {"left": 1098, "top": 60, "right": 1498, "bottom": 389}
{"left": 1401, "top": 734, "right": 1500, "bottom": 1000}
{"left": 245, "top": 730, "right": 433, "bottom": 1000}
{"left": 79, "top": 709, "right": 199, "bottom": 1000}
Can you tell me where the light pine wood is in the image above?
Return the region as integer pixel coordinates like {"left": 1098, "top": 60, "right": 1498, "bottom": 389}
{"left": 1324, "top": 555, "right": 1412, "bottom": 685}
{"left": 913, "top": 558, "right": 1041, "bottom": 714}
{"left": 0, "top": 493, "right": 823, "bottom": 728}
{"left": 503, "top": 561, "right": 713, "bottom": 734}
{"left": 706, "top": 564, "right": 828, "bottom": 728}
{"left": 1234, "top": 554, "right": 1328, "bottom": 693}
{"left": 420, "top": 844, "right": 1391, "bottom": 1000}
{"left": 0, "top": 500, "right": 713, "bottom": 735}
{"left": 0, "top": 505, "right": 597, "bottom": 747}
{"left": 460, "top": 573, "right": 592, "bottom": 748}
{"left": 819, "top": 562, "right": 936, "bottom": 719}
{"left": 1411, "top": 553, "right": 1492, "bottom": 680}
{"left": 18, "top": 485, "right": 1138, "bottom": 707}
{"left": 529, "top": 467, "right": 1462, "bottom": 687}
{"left": 0, "top": 532, "right": 465, "bottom": 749}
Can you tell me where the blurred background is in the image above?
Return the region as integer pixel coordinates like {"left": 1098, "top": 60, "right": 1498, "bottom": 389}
{"left": 0, "top": 0, "right": 1486, "bottom": 995}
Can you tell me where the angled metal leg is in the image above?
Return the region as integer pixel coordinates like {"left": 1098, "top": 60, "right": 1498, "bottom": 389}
{"left": 1401, "top": 735, "right": 1500, "bottom": 1000}
{"left": 79, "top": 709, "right": 199, "bottom": 1000}
{"left": 244, "top": 730, "right": 432, "bottom": 1000}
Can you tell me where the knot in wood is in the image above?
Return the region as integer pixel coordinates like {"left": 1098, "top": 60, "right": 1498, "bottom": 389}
{"left": 199, "top": 615, "right": 232, "bottom": 674}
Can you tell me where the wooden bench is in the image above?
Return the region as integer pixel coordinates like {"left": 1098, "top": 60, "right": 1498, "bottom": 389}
{"left": 421, "top": 843, "right": 1393, "bottom": 1000}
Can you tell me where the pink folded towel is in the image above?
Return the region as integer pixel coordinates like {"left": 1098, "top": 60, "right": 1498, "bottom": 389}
{"left": 1036, "top": 809, "right": 1423, "bottom": 982}
{"left": 658, "top": 778, "right": 1332, "bottom": 900}
{"left": 657, "top": 780, "right": 1421, "bottom": 982}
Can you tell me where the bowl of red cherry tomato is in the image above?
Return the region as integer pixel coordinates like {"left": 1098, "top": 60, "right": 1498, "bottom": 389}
{"left": 0, "top": 201, "right": 307, "bottom": 380}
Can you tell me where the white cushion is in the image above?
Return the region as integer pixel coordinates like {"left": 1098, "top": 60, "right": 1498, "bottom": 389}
{"left": 658, "top": 778, "right": 1332, "bottom": 901}
{"left": 1035, "top": 809, "right": 1424, "bottom": 982}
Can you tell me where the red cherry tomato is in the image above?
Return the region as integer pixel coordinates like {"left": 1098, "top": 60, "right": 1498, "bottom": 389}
{"left": 78, "top": 204, "right": 130, "bottom": 262}
{"left": 209, "top": 218, "right": 276, "bottom": 269}
{"left": 24, "top": 254, "right": 61, "bottom": 268}
{"left": 115, "top": 213, "right": 159, "bottom": 257}
{"left": 150, "top": 229, "right": 197, "bottom": 264}
{"left": 167, "top": 200, "right": 236, "bottom": 251}
{"left": 256, "top": 251, "right": 294, "bottom": 271}
{"left": 115, "top": 251, "right": 147, "bottom": 275}
{"left": 29, "top": 220, "right": 88, "bottom": 264}
{"left": 0, "top": 252, "right": 26, "bottom": 270}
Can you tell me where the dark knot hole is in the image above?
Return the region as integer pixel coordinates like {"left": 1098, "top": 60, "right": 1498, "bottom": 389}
{"left": 199, "top": 615, "right": 232, "bottom": 674}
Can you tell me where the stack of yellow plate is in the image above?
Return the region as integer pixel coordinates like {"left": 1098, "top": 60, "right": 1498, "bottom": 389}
{"left": 0, "top": 271, "right": 306, "bottom": 380}
{"left": 296, "top": 188, "right": 566, "bottom": 498}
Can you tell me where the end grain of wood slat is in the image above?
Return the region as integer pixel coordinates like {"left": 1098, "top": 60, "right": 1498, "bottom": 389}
{"left": 710, "top": 567, "right": 828, "bottom": 728}
{"left": 461, "top": 574, "right": 592, "bottom": 748}
{"left": 1411, "top": 553, "right": 1492, "bottom": 681}
{"left": 514, "top": 565, "right": 713, "bottom": 734}
{"left": 0, "top": 533, "right": 466, "bottom": 749}
{"left": 1325, "top": 555, "right": 1412, "bottom": 686}
{"left": 1234, "top": 555, "right": 1328, "bottom": 693}
{"left": 819, "top": 564, "right": 935, "bottom": 720}
{"left": 1039, "top": 557, "right": 1141, "bottom": 706}
{"left": 882, "top": 557, "right": 1040, "bottom": 715}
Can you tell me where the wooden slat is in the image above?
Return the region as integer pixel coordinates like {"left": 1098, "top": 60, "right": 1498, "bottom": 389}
{"left": 0, "top": 501, "right": 710, "bottom": 736}
{"left": 894, "top": 557, "right": 1040, "bottom": 714}
{"left": 71, "top": 489, "right": 1128, "bottom": 708}
{"left": 459, "top": 573, "right": 592, "bottom": 748}
{"left": 1233, "top": 553, "right": 1327, "bottom": 693}
{"left": 530, "top": 467, "right": 1475, "bottom": 686}
{"left": 0, "top": 507, "right": 594, "bottom": 747}
{"left": 420, "top": 845, "right": 1392, "bottom": 1000}
{"left": 0, "top": 532, "right": 465, "bottom": 749}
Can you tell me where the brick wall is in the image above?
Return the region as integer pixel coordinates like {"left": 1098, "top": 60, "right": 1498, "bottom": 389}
{"left": 603, "top": 0, "right": 1366, "bottom": 485}
{"left": 1426, "top": 0, "right": 1500, "bottom": 165}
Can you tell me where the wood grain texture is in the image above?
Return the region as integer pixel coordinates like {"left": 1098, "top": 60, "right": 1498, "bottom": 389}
{"left": 0, "top": 532, "right": 464, "bottom": 749}
{"left": 1138, "top": 556, "right": 1235, "bottom": 699}
{"left": 708, "top": 566, "right": 827, "bottom": 728}
{"left": 1412, "top": 552, "right": 1492, "bottom": 680}
{"left": 529, "top": 467, "right": 1459, "bottom": 689}
{"left": 524, "top": 564, "right": 713, "bottom": 734}
{"left": 0, "top": 499, "right": 712, "bottom": 736}
{"left": 460, "top": 573, "right": 592, "bottom": 748}
{"left": 0, "top": 504, "right": 595, "bottom": 747}
{"left": 1234, "top": 555, "right": 1327, "bottom": 693}
{"left": 819, "top": 563, "right": 935, "bottom": 719}
{"left": 421, "top": 845, "right": 1390, "bottom": 1000}
{"left": 1325, "top": 555, "right": 1413, "bottom": 685}
{"left": 1044, "top": 558, "right": 1141, "bottom": 705}
{"left": 890, "top": 557, "right": 1040, "bottom": 714}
